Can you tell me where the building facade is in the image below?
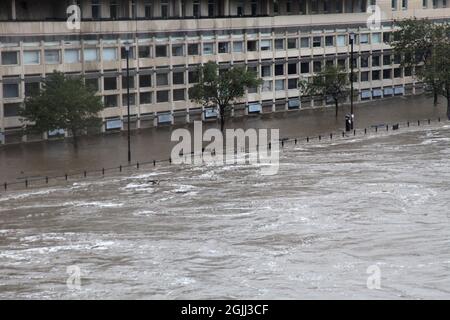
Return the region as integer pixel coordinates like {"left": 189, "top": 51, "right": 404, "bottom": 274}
{"left": 1, "top": 0, "right": 449, "bottom": 144}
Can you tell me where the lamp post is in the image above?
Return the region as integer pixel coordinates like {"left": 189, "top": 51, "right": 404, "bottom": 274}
{"left": 125, "top": 43, "right": 132, "bottom": 163}
{"left": 349, "top": 32, "right": 355, "bottom": 131}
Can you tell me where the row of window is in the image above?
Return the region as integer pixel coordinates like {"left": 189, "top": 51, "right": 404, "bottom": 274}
{"left": 0, "top": 33, "right": 391, "bottom": 66}
{"left": 1, "top": 65, "right": 414, "bottom": 109}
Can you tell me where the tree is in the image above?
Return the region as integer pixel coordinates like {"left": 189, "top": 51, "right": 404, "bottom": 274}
{"left": 392, "top": 18, "right": 450, "bottom": 117}
{"left": 21, "top": 71, "right": 104, "bottom": 148}
{"left": 299, "top": 65, "right": 350, "bottom": 118}
{"left": 189, "top": 61, "right": 262, "bottom": 132}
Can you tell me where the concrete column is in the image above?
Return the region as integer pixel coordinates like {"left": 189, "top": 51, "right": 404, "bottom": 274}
{"left": 224, "top": 0, "right": 229, "bottom": 16}
{"left": 266, "top": 0, "right": 272, "bottom": 15}
{"left": 128, "top": 0, "right": 133, "bottom": 18}
{"left": 176, "top": 0, "right": 183, "bottom": 16}
{"left": 342, "top": 0, "right": 346, "bottom": 12}
{"left": 11, "top": 0, "right": 16, "bottom": 20}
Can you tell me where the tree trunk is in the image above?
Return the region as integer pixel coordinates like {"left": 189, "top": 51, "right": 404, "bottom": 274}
{"left": 447, "top": 88, "right": 450, "bottom": 120}
{"left": 434, "top": 90, "right": 439, "bottom": 106}
{"left": 334, "top": 99, "right": 339, "bottom": 118}
{"left": 219, "top": 106, "right": 225, "bottom": 132}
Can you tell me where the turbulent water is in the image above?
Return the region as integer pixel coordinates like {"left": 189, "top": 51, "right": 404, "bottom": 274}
{"left": 1, "top": 124, "right": 450, "bottom": 299}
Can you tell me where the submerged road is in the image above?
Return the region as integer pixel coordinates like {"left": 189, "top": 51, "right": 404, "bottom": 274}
{"left": 0, "top": 95, "right": 447, "bottom": 182}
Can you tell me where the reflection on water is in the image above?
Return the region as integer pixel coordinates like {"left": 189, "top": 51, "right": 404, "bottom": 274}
{"left": 1, "top": 123, "right": 450, "bottom": 299}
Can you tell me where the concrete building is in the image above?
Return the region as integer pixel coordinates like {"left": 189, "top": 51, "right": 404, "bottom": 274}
{"left": 1, "top": 0, "right": 449, "bottom": 144}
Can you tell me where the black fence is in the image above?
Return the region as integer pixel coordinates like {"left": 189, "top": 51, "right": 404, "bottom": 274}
{"left": 0, "top": 117, "right": 446, "bottom": 193}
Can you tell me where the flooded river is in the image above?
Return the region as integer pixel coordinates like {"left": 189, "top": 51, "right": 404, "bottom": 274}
{"left": 1, "top": 121, "right": 450, "bottom": 299}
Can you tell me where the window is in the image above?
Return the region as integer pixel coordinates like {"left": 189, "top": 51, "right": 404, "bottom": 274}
{"left": 139, "top": 46, "right": 151, "bottom": 58}
{"left": 42, "top": 50, "right": 59, "bottom": 65}
{"left": 313, "top": 37, "right": 322, "bottom": 48}
{"left": 300, "top": 62, "right": 310, "bottom": 73}
{"left": 121, "top": 47, "right": 135, "bottom": 59}
{"left": 104, "top": 77, "right": 117, "bottom": 90}
{"left": 372, "top": 56, "right": 380, "bottom": 67}
{"left": 372, "top": 70, "right": 381, "bottom": 80}
{"left": 287, "top": 38, "right": 297, "bottom": 49}
{"left": 288, "top": 79, "right": 298, "bottom": 89}
{"left": 218, "top": 42, "right": 229, "bottom": 54}
{"left": 173, "top": 72, "right": 185, "bottom": 85}
{"left": 261, "top": 65, "right": 272, "bottom": 77}
{"left": 208, "top": 0, "right": 214, "bottom": 16}
{"left": 401, "top": 0, "right": 408, "bottom": 9}
{"left": 161, "top": 0, "right": 168, "bottom": 18}
{"left": 233, "top": 42, "right": 244, "bottom": 53}
{"left": 383, "top": 54, "right": 391, "bottom": 65}
{"left": 336, "top": 35, "right": 346, "bottom": 47}
{"left": 104, "top": 95, "right": 118, "bottom": 108}
{"left": 140, "top": 74, "right": 152, "bottom": 87}
{"left": 203, "top": 43, "right": 214, "bottom": 55}
{"left": 193, "top": 0, "right": 200, "bottom": 17}
{"left": 262, "top": 80, "right": 272, "bottom": 92}
{"left": 110, "top": 0, "right": 119, "bottom": 18}
{"left": 155, "top": 45, "right": 168, "bottom": 57}
{"left": 237, "top": 0, "right": 244, "bottom": 16}
{"left": 24, "top": 51, "right": 40, "bottom": 65}
{"left": 173, "top": 89, "right": 185, "bottom": 101}
{"left": 1, "top": 52, "right": 18, "bottom": 65}
{"left": 275, "top": 64, "right": 284, "bottom": 76}
{"left": 172, "top": 44, "right": 184, "bottom": 56}
{"left": 383, "top": 69, "right": 392, "bottom": 79}
{"left": 84, "top": 48, "right": 98, "bottom": 62}
{"left": 251, "top": 0, "right": 258, "bottom": 16}
{"left": 140, "top": 92, "right": 152, "bottom": 104}
{"left": 64, "top": 50, "right": 80, "bottom": 63}
{"left": 157, "top": 90, "right": 169, "bottom": 103}
{"left": 325, "top": 36, "right": 334, "bottom": 47}
{"left": 3, "top": 103, "right": 22, "bottom": 117}
{"left": 25, "top": 82, "right": 40, "bottom": 97}
{"left": 188, "top": 44, "right": 199, "bottom": 55}
{"left": 313, "top": 61, "right": 321, "bottom": 73}
{"left": 260, "top": 40, "right": 272, "bottom": 51}
{"left": 103, "top": 48, "right": 117, "bottom": 61}
{"left": 275, "top": 79, "right": 285, "bottom": 91}
{"left": 372, "top": 33, "right": 381, "bottom": 44}
{"left": 247, "top": 41, "right": 258, "bottom": 52}
{"left": 91, "top": 0, "right": 101, "bottom": 19}
{"left": 422, "top": 0, "right": 428, "bottom": 7}
{"left": 122, "top": 93, "right": 136, "bottom": 106}
{"left": 300, "top": 37, "right": 310, "bottom": 48}
{"left": 144, "top": 0, "right": 153, "bottom": 18}
{"left": 361, "top": 56, "right": 369, "bottom": 68}
{"left": 360, "top": 34, "right": 369, "bottom": 44}
{"left": 337, "top": 59, "right": 346, "bottom": 68}
{"left": 3, "top": 83, "right": 19, "bottom": 98}
{"left": 275, "top": 39, "right": 285, "bottom": 50}
{"left": 361, "top": 71, "right": 369, "bottom": 82}
{"left": 391, "top": 0, "right": 397, "bottom": 10}
{"left": 288, "top": 62, "right": 297, "bottom": 74}
{"left": 394, "top": 54, "right": 401, "bottom": 64}
{"left": 156, "top": 73, "right": 169, "bottom": 86}
{"left": 189, "top": 71, "right": 199, "bottom": 83}
{"left": 122, "top": 76, "right": 135, "bottom": 89}
{"left": 394, "top": 68, "right": 402, "bottom": 78}
{"left": 383, "top": 32, "right": 391, "bottom": 44}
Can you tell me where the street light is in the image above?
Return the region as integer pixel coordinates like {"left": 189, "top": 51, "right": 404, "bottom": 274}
{"left": 124, "top": 43, "right": 132, "bottom": 163}
{"left": 349, "top": 32, "right": 355, "bottom": 131}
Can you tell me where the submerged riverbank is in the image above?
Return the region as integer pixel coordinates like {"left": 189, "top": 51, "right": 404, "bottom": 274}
{"left": 0, "top": 95, "right": 446, "bottom": 182}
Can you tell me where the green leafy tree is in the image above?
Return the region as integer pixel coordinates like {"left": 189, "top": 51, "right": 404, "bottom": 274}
{"left": 392, "top": 18, "right": 450, "bottom": 114}
{"left": 189, "top": 61, "right": 262, "bottom": 132}
{"left": 21, "top": 71, "right": 104, "bottom": 148}
{"left": 299, "top": 65, "right": 350, "bottom": 118}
